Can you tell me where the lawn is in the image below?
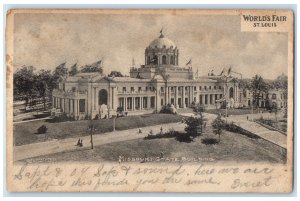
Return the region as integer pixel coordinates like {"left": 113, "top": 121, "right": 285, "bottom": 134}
{"left": 23, "top": 122, "right": 287, "bottom": 164}
{"left": 14, "top": 114, "right": 182, "bottom": 146}
{"left": 205, "top": 108, "right": 264, "bottom": 116}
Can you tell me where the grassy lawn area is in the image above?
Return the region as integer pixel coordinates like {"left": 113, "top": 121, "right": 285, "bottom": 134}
{"left": 205, "top": 108, "right": 264, "bottom": 116}
{"left": 14, "top": 114, "right": 182, "bottom": 146}
{"left": 23, "top": 122, "right": 286, "bottom": 164}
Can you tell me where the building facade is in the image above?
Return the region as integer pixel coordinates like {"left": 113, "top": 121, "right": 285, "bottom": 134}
{"left": 52, "top": 31, "right": 243, "bottom": 120}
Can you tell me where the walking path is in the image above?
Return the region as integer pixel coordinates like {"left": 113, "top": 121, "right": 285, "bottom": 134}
{"left": 181, "top": 111, "right": 287, "bottom": 149}
{"left": 227, "top": 114, "right": 287, "bottom": 149}
{"left": 14, "top": 122, "right": 185, "bottom": 162}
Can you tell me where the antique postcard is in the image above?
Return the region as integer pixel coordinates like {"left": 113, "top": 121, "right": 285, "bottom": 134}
{"left": 6, "top": 9, "right": 294, "bottom": 192}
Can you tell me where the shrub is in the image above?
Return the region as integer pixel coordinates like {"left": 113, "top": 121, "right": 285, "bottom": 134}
{"left": 183, "top": 116, "right": 203, "bottom": 137}
{"left": 211, "top": 115, "right": 225, "bottom": 142}
{"left": 46, "top": 114, "right": 75, "bottom": 123}
{"left": 201, "top": 138, "right": 218, "bottom": 145}
{"left": 160, "top": 104, "right": 177, "bottom": 114}
{"left": 175, "top": 134, "right": 193, "bottom": 143}
{"left": 144, "top": 128, "right": 192, "bottom": 143}
{"left": 37, "top": 125, "right": 47, "bottom": 134}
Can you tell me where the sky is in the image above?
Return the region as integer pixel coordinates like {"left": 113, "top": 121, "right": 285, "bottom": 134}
{"left": 13, "top": 12, "right": 288, "bottom": 79}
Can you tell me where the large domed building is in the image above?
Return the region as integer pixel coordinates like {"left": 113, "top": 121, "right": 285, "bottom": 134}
{"left": 130, "top": 31, "right": 193, "bottom": 79}
{"left": 52, "top": 31, "right": 242, "bottom": 120}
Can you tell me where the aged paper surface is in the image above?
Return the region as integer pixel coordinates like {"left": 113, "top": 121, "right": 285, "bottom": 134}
{"left": 6, "top": 9, "right": 294, "bottom": 192}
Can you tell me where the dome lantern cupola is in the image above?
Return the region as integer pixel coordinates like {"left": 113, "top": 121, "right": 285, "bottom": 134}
{"left": 145, "top": 30, "right": 179, "bottom": 67}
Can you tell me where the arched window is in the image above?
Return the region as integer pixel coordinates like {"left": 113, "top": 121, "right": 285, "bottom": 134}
{"left": 99, "top": 89, "right": 108, "bottom": 105}
{"left": 162, "top": 55, "right": 167, "bottom": 65}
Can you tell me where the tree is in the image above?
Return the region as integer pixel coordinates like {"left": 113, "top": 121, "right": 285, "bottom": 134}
{"left": 272, "top": 74, "right": 288, "bottom": 101}
{"left": 69, "top": 63, "right": 78, "bottom": 76}
{"left": 183, "top": 105, "right": 205, "bottom": 138}
{"left": 52, "top": 62, "right": 68, "bottom": 88}
{"left": 80, "top": 60, "right": 103, "bottom": 73}
{"left": 250, "top": 75, "right": 268, "bottom": 108}
{"left": 212, "top": 114, "right": 225, "bottom": 142}
{"left": 13, "top": 66, "right": 37, "bottom": 105}
{"left": 192, "top": 103, "right": 205, "bottom": 133}
{"left": 35, "top": 70, "right": 53, "bottom": 110}
{"left": 272, "top": 74, "right": 288, "bottom": 90}
{"left": 184, "top": 116, "right": 203, "bottom": 138}
{"left": 109, "top": 71, "right": 123, "bottom": 77}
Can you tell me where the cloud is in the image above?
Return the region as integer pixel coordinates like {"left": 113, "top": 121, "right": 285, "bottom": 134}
{"left": 13, "top": 13, "right": 288, "bottom": 79}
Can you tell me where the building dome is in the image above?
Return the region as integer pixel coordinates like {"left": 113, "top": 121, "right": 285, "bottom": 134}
{"left": 148, "top": 33, "right": 176, "bottom": 49}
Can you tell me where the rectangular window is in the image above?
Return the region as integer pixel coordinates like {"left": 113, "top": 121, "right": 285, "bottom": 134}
{"left": 123, "top": 87, "right": 126, "bottom": 92}
{"left": 205, "top": 95, "right": 208, "bottom": 104}
{"left": 138, "top": 87, "right": 142, "bottom": 92}
{"left": 200, "top": 95, "right": 203, "bottom": 104}
{"left": 210, "top": 94, "right": 213, "bottom": 104}
{"left": 214, "top": 86, "right": 217, "bottom": 90}
{"left": 219, "top": 86, "right": 222, "bottom": 89}
{"left": 194, "top": 86, "right": 197, "bottom": 91}
{"left": 161, "top": 87, "right": 164, "bottom": 92}
{"left": 209, "top": 86, "right": 212, "bottom": 90}
{"left": 204, "top": 86, "right": 207, "bottom": 90}
{"left": 215, "top": 94, "right": 218, "bottom": 101}
{"left": 72, "top": 87, "right": 76, "bottom": 92}
{"left": 131, "top": 87, "right": 134, "bottom": 92}
{"left": 161, "top": 99, "right": 164, "bottom": 106}
{"left": 199, "top": 86, "right": 202, "bottom": 90}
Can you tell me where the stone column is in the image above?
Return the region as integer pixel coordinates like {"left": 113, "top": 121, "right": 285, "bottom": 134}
{"left": 61, "top": 98, "right": 64, "bottom": 112}
{"left": 132, "top": 97, "right": 135, "bottom": 111}
{"left": 212, "top": 94, "right": 215, "bottom": 105}
{"left": 77, "top": 100, "right": 80, "bottom": 115}
{"left": 168, "top": 87, "right": 171, "bottom": 105}
{"left": 70, "top": 99, "right": 73, "bottom": 114}
{"left": 93, "top": 88, "right": 96, "bottom": 110}
{"left": 147, "top": 97, "right": 151, "bottom": 109}
{"left": 91, "top": 87, "right": 94, "bottom": 113}
{"left": 52, "top": 97, "right": 55, "bottom": 108}
{"left": 140, "top": 97, "right": 142, "bottom": 110}
{"left": 208, "top": 94, "right": 211, "bottom": 105}
{"left": 95, "top": 88, "right": 99, "bottom": 112}
{"left": 175, "top": 86, "right": 178, "bottom": 108}
{"left": 85, "top": 99, "right": 88, "bottom": 115}
{"left": 74, "top": 99, "right": 77, "bottom": 117}
{"left": 192, "top": 86, "right": 194, "bottom": 104}
{"left": 165, "top": 86, "right": 168, "bottom": 105}
{"left": 65, "top": 99, "right": 69, "bottom": 113}
{"left": 182, "top": 86, "right": 186, "bottom": 108}
{"left": 124, "top": 97, "right": 127, "bottom": 111}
